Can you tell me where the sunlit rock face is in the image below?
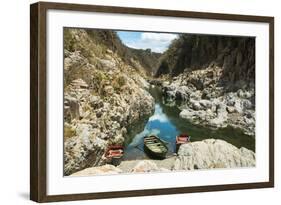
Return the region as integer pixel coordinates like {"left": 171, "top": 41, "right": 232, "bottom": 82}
{"left": 63, "top": 29, "right": 155, "bottom": 175}
{"left": 161, "top": 66, "right": 255, "bottom": 136}
{"left": 154, "top": 34, "right": 255, "bottom": 137}
{"left": 173, "top": 139, "right": 255, "bottom": 170}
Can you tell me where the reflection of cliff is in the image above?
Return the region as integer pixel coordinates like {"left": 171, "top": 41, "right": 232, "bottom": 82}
{"left": 124, "top": 114, "right": 151, "bottom": 146}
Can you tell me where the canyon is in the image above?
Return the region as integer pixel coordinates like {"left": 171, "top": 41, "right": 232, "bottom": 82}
{"left": 63, "top": 29, "right": 255, "bottom": 176}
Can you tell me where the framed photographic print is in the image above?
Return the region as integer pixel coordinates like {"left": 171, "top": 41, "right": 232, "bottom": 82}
{"left": 30, "top": 1, "right": 274, "bottom": 202}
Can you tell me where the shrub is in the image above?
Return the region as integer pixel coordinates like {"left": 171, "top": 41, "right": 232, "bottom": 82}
{"left": 112, "top": 75, "right": 126, "bottom": 92}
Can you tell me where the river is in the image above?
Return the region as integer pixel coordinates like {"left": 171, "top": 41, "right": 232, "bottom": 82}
{"left": 123, "top": 86, "right": 255, "bottom": 160}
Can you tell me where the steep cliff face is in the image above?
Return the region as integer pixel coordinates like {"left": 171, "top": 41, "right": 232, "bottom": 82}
{"left": 156, "top": 34, "right": 255, "bottom": 85}
{"left": 156, "top": 34, "right": 256, "bottom": 136}
{"left": 63, "top": 28, "right": 156, "bottom": 175}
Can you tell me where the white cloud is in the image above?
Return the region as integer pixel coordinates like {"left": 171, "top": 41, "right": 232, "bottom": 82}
{"left": 148, "top": 104, "right": 170, "bottom": 123}
{"left": 149, "top": 113, "right": 168, "bottom": 123}
{"left": 141, "top": 33, "right": 178, "bottom": 42}
{"left": 126, "top": 32, "right": 178, "bottom": 53}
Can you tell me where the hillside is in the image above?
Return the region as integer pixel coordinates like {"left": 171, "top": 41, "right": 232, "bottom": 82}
{"left": 63, "top": 28, "right": 157, "bottom": 175}
{"left": 64, "top": 28, "right": 160, "bottom": 79}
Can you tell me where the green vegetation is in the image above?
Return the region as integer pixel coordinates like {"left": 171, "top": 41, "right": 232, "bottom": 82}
{"left": 64, "top": 125, "right": 76, "bottom": 140}
{"left": 112, "top": 75, "right": 127, "bottom": 92}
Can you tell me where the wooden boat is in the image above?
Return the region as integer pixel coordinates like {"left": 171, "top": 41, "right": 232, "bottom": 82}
{"left": 143, "top": 135, "right": 168, "bottom": 159}
{"left": 176, "top": 134, "right": 191, "bottom": 152}
{"left": 105, "top": 145, "right": 124, "bottom": 166}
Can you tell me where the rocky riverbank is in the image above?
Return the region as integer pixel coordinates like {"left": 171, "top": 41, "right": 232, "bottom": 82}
{"left": 159, "top": 65, "right": 255, "bottom": 136}
{"left": 64, "top": 29, "right": 155, "bottom": 175}
{"left": 70, "top": 138, "right": 255, "bottom": 176}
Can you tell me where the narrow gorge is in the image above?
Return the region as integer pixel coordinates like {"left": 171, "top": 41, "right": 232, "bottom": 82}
{"left": 63, "top": 29, "right": 255, "bottom": 176}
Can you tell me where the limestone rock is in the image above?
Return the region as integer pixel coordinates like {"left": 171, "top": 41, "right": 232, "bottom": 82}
{"left": 103, "top": 86, "right": 114, "bottom": 95}
{"left": 173, "top": 139, "right": 255, "bottom": 170}
{"left": 162, "top": 66, "right": 255, "bottom": 136}
{"left": 226, "top": 106, "right": 236, "bottom": 113}
{"left": 64, "top": 51, "right": 88, "bottom": 71}
{"left": 89, "top": 96, "right": 103, "bottom": 109}
{"left": 97, "top": 58, "right": 117, "bottom": 71}
{"left": 64, "top": 95, "right": 80, "bottom": 122}
{"left": 71, "top": 165, "right": 122, "bottom": 176}
{"left": 199, "top": 100, "right": 213, "bottom": 109}
{"left": 70, "top": 78, "right": 89, "bottom": 89}
{"left": 131, "top": 160, "right": 159, "bottom": 173}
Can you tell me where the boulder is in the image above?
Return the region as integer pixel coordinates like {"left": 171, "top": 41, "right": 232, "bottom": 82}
{"left": 237, "top": 89, "right": 252, "bottom": 99}
{"left": 97, "top": 58, "right": 117, "bottom": 71}
{"left": 103, "top": 85, "right": 114, "bottom": 95}
{"left": 70, "top": 78, "right": 89, "bottom": 89}
{"left": 199, "top": 100, "right": 213, "bottom": 109}
{"left": 64, "top": 124, "right": 107, "bottom": 175}
{"left": 225, "top": 92, "right": 236, "bottom": 106}
{"left": 131, "top": 160, "right": 159, "bottom": 173}
{"left": 64, "top": 51, "right": 88, "bottom": 71}
{"left": 173, "top": 139, "right": 255, "bottom": 170}
{"left": 90, "top": 96, "right": 103, "bottom": 109}
{"left": 190, "top": 100, "right": 202, "bottom": 110}
{"left": 64, "top": 95, "right": 80, "bottom": 122}
{"left": 175, "top": 86, "right": 191, "bottom": 101}
{"left": 189, "top": 90, "right": 202, "bottom": 100}
{"left": 179, "top": 109, "right": 195, "bottom": 120}
{"left": 208, "top": 103, "right": 228, "bottom": 128}
{"left": 242, "top": 99, "right": 252, "bottom": 110}
{"left": 226, "top": 106, "right": 236, "bottom": 113}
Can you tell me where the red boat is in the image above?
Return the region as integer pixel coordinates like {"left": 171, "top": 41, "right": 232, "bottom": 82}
{"left": 105, "top": 145, "right": 124, "bottom": 166}
{"left": 176, "top": 134, "right": 191, "bottom": 152}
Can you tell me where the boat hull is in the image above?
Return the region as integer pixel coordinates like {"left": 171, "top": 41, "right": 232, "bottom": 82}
{"left": 144, "top": 145, "right": 167, "bottom": 159}
{"left": 143, "top": 135, "right": 168, "bottom": 159}
{"left": 111, "top": 156, "right": 123, "bottom": 166}
{"left": 105, "top": 145, "right": 124, "bottom": 166}
{"left": 176, "top": 134, "right": 190, "bottom": 153}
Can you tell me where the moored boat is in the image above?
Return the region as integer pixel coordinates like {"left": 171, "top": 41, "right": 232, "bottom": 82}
{"left": 176, "top": 134, "right": 191, "bottom": 152}
{"left": 105, "top": 145, "right": 124, "bottom": 166}
{"left": 143, "top": 135, "right": 168, "bottom": 159}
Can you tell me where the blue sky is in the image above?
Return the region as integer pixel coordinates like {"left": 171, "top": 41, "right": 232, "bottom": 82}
{"left": 117, "top": 31, "right": 178, "bottom": 53}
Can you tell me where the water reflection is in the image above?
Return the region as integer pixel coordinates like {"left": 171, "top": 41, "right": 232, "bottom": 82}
{"left": 123, "top": 103, "right": 179, "bottom": 160}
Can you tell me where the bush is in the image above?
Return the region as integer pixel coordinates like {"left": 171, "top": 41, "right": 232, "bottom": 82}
{"left": 112, "top": 75, "right": 126, "bottom": 92}
{"left": 64, "top": 125, "right": 76, "bottom": 139}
